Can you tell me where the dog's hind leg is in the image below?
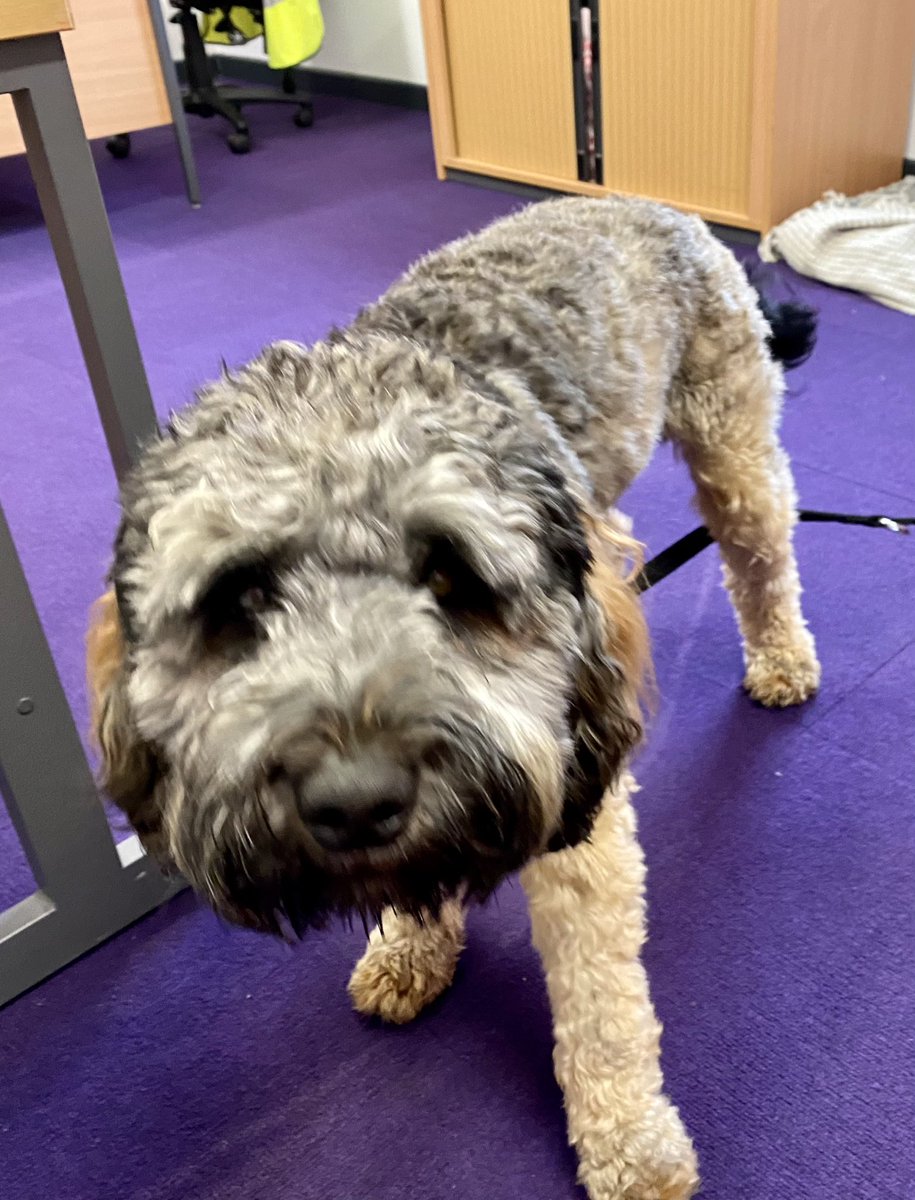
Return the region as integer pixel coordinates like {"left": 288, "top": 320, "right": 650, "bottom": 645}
{"left": 667, "top": 272, "right": 820, "bottom": 707}
{"left": 522, "top": 774, "right": 699, "bottom": 1200}
{"left": 348, "top": 899, "right": 465, "bottom": 1024}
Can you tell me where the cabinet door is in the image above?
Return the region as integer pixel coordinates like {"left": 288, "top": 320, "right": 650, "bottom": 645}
{"left": 600, "top": 0, "right": 758, "bottom": 221}
{"left": 440, "top": 0, "right": 579, "bottom": 185}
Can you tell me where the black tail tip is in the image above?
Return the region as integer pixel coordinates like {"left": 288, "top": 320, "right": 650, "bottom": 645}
{"left": 757, "top": 295, "right": 818, "bottom": 370}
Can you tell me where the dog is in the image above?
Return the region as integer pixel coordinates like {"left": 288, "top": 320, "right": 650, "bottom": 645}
{"left": 87, "top": 195, "right": 819, "bottom": 1200}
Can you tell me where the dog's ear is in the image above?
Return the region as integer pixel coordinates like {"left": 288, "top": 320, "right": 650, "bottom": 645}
{"left": 86, "top": 590, "right": 162, "bottom": 843}
{"left": 551, "top": 510, "right": 650, "bottom": 852}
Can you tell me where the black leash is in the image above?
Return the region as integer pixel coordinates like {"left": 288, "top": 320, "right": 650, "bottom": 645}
{"left": 636, "top": 509, "right": 915, "bottom": 594}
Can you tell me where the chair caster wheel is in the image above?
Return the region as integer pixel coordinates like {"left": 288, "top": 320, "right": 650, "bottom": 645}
{"left": 106, "top": 133, "right": 131, "bottom": 159}
{"left": 294, "top": 106, "right": 314, "bottom": 129}
{"left": 227, "top": 130, "right": 251, "bottom": 154}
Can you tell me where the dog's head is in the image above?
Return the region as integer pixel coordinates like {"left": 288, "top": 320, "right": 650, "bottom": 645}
{"left": 87, "top": 339, "right": 647, "bottom": 935}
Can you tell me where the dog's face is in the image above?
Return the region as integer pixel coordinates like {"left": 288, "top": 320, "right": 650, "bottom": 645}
{"left": 87, "top": 340, "right": 646, "bottom": 935}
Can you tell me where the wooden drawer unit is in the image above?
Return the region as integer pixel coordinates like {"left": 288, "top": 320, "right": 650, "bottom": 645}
{"left": 421, "top": 0, "right": 915, "bottom": 231}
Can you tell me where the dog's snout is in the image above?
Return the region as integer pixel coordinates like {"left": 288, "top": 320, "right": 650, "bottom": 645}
{"left": 298, "top": 751, "right": 416, "bottom": 852}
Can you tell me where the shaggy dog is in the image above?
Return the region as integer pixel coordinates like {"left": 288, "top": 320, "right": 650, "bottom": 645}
{"left": 87, "top": 196, "right": 819, "bottom": 1199}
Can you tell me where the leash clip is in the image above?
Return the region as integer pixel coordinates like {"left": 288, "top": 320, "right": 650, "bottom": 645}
{"left": 877, "top": 517, "right": 910, "bottom": 535}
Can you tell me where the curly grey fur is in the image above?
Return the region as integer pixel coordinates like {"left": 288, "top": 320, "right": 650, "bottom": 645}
{"left": 97, "top": 195, "right": 815, "bottom": 934}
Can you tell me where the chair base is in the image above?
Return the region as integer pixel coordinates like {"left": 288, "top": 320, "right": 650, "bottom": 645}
{"left": 171, "top": 1, "right": 315, "bottom": 153}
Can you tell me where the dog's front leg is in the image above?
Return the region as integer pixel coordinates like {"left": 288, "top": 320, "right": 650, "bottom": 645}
{"left": 348, "top": 900, "right": 465, "bottom": 1024}
{"left": 521, "top": 775, "right": 699, "bottom": 1200}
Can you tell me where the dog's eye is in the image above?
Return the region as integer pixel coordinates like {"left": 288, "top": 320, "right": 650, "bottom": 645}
{"left": 426, "top": 568, "right": 454, "bottom": 601}
{"left": 198, "top": 562, "right": 278, "bottom": 652}
{"left": 417, "top": 541, "right": 499, "bottom": 621}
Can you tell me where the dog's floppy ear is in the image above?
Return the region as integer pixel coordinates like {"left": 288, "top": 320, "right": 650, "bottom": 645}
{"left": 86, "top": 590, "right": 162, "bottom": 843}
{"left": 551, "top": 510, "right": 649, "bottom": 851}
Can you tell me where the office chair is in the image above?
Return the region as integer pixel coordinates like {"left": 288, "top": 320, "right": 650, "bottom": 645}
{"left": 107, "top": 2, "right": 315, "bottom": 158}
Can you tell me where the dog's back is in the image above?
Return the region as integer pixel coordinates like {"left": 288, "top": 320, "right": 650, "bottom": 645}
{"left": 351, "top": 195, "right": 756, "bottom": 505}
{"left": 350, "top": 193, "right": 819, "bottom": 706}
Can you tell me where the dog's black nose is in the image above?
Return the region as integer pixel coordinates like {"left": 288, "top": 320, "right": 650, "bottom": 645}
{"left": 299, "top": 751, "right": 416, "bottom": 852}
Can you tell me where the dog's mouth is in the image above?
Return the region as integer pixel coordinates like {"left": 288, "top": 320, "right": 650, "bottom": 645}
{"left": 209, "top": 850, "right": 502, "bottom": 939}
{"left": 164, "top": 738, "right": 547, "bottom": 938}
{"left": 200, "top": 795, "right": 540, "bottom": 939}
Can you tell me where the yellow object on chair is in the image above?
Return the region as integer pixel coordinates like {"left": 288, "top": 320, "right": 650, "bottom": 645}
{"left": 201, "top": 1, "right": 324, "bottom": 71}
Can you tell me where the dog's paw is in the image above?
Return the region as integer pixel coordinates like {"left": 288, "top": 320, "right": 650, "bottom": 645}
{"left": 576, "top": 1098, "right": 700, "bottom": 1200}
{"left": 347, "top": 903, "right": 465, "bottom": 1025}
{"left": 744, "top": 636, "right": 821, "bottom": 707}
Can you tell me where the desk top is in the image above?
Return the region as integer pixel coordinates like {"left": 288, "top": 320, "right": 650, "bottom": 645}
{"left": 0, "top": 1, "right": 74, "bottom": 41}
{"left": 0, "top": 0, "right": 170, "bottom": 155}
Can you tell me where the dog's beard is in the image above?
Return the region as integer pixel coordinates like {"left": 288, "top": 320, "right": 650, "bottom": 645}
{"left": 161, "top": 729, "right": 548, "bottom": 938}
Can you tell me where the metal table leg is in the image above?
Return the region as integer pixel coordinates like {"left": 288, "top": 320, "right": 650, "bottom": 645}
{"left": 147, "top": 0, "right": 201, "bottom": 207}
{"left": 0, "top": 505, "right": 181, "bottom": 1008}
{"left": 1, "top": 33, "right": 159, "bottom": 478}
{"left": 0, "top": 33, "right": 181, "bottom": 1006}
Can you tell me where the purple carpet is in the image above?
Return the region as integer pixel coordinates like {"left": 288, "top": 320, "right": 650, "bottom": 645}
{"left": 1, "top": 97, "right": 913, "bottom": 1200}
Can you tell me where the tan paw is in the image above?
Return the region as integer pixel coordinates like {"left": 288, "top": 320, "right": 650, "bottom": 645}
{"left": 347, "top": 902, "right": 465, "bottom": 1025}
{"left": 577, "top": 1099, "right": 700, "bottom": 1200}
{"left": 744, "top": 636, "right": 821, "bottom": 707}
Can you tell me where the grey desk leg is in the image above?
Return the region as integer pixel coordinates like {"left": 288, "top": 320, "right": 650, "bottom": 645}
{"left": 0, "top": 34, "right": 158, "bottom": 480}
{"left": 0, "top": 35, "right": 182, "bottom": 1007}
{"left": 0, "top": 503, "right": 180, "bottom": 1008}
{"left": 147, "top": 0, "right": 201, "bottom": 207}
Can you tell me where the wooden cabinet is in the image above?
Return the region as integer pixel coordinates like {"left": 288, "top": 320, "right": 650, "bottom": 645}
{"left": 0, "top": 0, "right": 171, "bottom": 159}
{"left": 599, "top": 0, "right": 757, "bottom": 222}
{"left": 440, "top": 0, "right": 579, "bottom": 183}
{"left": 420, "top": 0, "right": 915, "bottom": 231}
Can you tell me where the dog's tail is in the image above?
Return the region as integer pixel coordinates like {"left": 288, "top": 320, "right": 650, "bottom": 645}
{"left": 757, "top": 294, "right": 817, "bottom": 369}
{"left": 747, "top": 270, "right": 817, "bottom": 369}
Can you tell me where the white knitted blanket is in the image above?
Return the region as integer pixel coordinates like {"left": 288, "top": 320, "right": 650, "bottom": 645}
{"left": 759, "top": 177, "right": 915, "bottom": 315}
